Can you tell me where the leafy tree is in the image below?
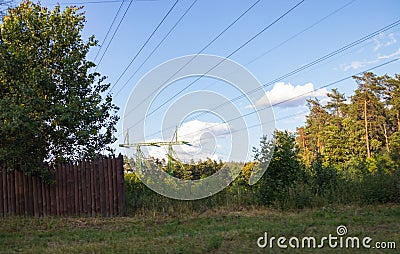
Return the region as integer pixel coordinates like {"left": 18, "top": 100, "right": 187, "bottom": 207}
{"left": 254, "top": 130, "right": 302, "bottom": 205}
{"left": 308, "top": 153, "right": 340, "bottom": 196}
{"left": 0, "top": 1, "right": 119, "bottom": 177}
{"left": 238, "top": 161, "right": 256, "bottom": 184}
{"left": 178, "top": 158, "right": 223, "bottom": 180}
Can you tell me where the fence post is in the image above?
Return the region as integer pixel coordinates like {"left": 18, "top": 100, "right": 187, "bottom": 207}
{"left": 41, "top": 179, "right": 46, "bottom": 217}
{"left": 27, "top": 173, "right": 33, "bottom": 216}
{"left": 86, "top": 160, "right": 91, "bottom": 217}
{"left": 67, "top": 163, "right": 73, "bottom": 216}
{"left": 104, "top": 157, "right": 110, "bottom": 217}
{"left": 32, "top": 176, "right": 38, "bottom": 217}
{"left": 116, "top": 154, "right": 125, "bottom": 216}
{"left": 50, "top": 178, "right": 56, "bottom": 216}
{"left": 37, "top": 175, "right": 43, "bottom": 217}
{"left": 112, "top": 156, "right": 117, "bottom": 216}
{"left": 46, "top": 181, "right": 50, "bottom": 216}
{"left": 78, "top": 161, "right": 83, "bottom": 215}
{"left": 107, "top": 157, "right": 113, "bottom": 216}
{"left": 0, "top": 169, "right": 3, "bottom": 217}
{"left": 63, "top": 163, "right": 68, "bottom": 216}
{"left": 74, "top": 163, "right": 79, "bottom": 215}
{"left": 10, "top": 172, "right": 16, "bottom": 215}
{"left": 14, "top": 171, "right": 20, "bottom": 216}
{"left": 90, "top": 159, "right": 95, "bottom": 216}
{"left": 55, "top": 165, "right": 59, "bottom": 216}
{"left": 19, "top": 171, "right": 25, "bottom": 216}
{"left": 1, "top": 170, "right": 6, "bottom": 216}
{"left": 23, "top": 173, "right": 28, "bottom": 216}
{"left": 99, "top": 157, "right": 105, "bottom": 216}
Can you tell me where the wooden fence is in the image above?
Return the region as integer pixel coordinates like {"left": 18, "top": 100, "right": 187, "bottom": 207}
{"left": 0, "top": 155, "right": 125, "bottom": 217}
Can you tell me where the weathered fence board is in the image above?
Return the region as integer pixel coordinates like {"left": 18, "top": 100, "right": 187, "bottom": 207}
{"left": 0, "top": 155, "right": 125, "bottom": 217}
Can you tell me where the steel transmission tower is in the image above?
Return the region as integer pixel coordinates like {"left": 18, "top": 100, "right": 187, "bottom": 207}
{"left": 119, "top": 128, "right": 191, "bottom": 174}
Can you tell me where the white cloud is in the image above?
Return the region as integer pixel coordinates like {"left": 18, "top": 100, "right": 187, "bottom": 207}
{"left": 340, "top": 59, "right": 379, "bottom": 71}
{"left": 341, "top": 47, "right": 400, "bottom": 71}
{"left": 253, "top": 82, "right": 328, "bottom": 108}
{"left": 374, "top": 33, "right": 397, "bottom": 51}
{"left": 146, "top": 120, "right": 231, "bottom": 162}
{"left": 178, "top": 120, "right": 231, "bottom": 140}
{"left": 341, "top": 33, "right": 398, "bottom": 71}
{"left": 386, "top": 33, "right": 397, "bottom": 47}
{"left": 374, "top": 37, "right": 383, "bottom": 51}
{"left": 342, "top": 61, "right": 365, "bottom": 71}
{"left": 377, "top": 48, "right": 400, "bottom": 59}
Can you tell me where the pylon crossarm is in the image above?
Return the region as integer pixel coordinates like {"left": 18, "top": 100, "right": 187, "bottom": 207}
{"left": 119, "top": 128, "right": 191, "bottom": 175}
{"left": 119, "top": 141, "right": 189, "bottom": 148}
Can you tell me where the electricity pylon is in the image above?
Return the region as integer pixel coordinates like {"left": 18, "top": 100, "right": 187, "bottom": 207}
{"left": 119, "top": 128, "right": 191, "bottom": 174}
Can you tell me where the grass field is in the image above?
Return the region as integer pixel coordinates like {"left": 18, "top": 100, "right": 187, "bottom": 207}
{"left": 0, "top": 204, "right": 399, "bottom": 253}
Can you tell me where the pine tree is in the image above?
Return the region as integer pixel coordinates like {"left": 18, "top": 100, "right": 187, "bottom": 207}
{"left": 382, "top": 74, "right": 400, "bottom": 133}
{"left": 325, "top": 88, "right": 347, "bottom": 117}
{"left": 321, "top": 89, "right": 349, "bottom": 166}
{"left": 299, "top": 98, "right": 329, "bottom": 161}
{"left": 351, "top": 72, "right": 387, "bottom": 157}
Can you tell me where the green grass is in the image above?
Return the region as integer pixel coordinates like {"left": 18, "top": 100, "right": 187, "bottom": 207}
{"left": 0, "top": 204, "right": 399, "bottom": 253}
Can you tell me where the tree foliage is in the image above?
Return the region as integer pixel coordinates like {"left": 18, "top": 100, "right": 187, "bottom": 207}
{"left": 297, "top": 72, "right": 400, "bottom": 174}
{"left": 0, "top": 1, "right": 119, "bottom": 177}
{"left": 254, "top": 130, "right": 302, "bottom": 205}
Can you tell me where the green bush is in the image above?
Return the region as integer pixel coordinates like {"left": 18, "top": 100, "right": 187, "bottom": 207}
{"left": 359, "top": 170, "right": 400, "bottom": 204}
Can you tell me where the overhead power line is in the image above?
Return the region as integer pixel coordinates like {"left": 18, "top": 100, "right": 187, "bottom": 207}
{"left": 177, "top": 57, "right": 400, "bottom": 141}
{"left": 122, "top": 19, "right": 400, "bottom": 142}
{"left": 124, "top": 20, "right": 400, "bottom": 143}
{"left": 50, "top": 0, "right": 156, "bottom": 5}
{"left": 93, "top": 0, "right": 125, "bottom": 63}
{"left": 113, "top": 0, "right": 199, "bottom": 97}
{"left": 199, "top": 109, "right": 311, "bottom": 143}
{"left": 118, "top": 0, "right": 263, "bottom": 122}
{"left": 123, "top": 0, "right": 306, "bottom": 133}
{"left": 144, "top": 0, "right": 305, "bottom": 118}
{"left": 177, "top": 18, "right": 400, "bottom": 125}
{"left": 95, "top": 0, "right": 135, "bottom": 70}
{"left": 243, "top": 0, "right": 356, "bottom": 69}
{"left": 109, "top": 0, "right": 180, "bottom": 91}
{"left": 118, "top": 0, "right": 355, "bottom": 140}
{"left": 128, "top": 57, "right": 399, "bottom": 147}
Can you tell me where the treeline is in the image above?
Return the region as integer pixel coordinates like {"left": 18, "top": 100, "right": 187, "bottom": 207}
{"left": 297, "top": 72, "right": 400, "bottom": 173}
{"left": 250, "top": 72, "right": 399, "bottom": 209}
{"left": 123, "top": 72, "right": 399, "bottom": 215}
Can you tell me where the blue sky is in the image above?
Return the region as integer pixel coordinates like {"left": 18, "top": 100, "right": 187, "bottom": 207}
{"left": 30, "top": 0, "right": 400, "bottom": 161}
